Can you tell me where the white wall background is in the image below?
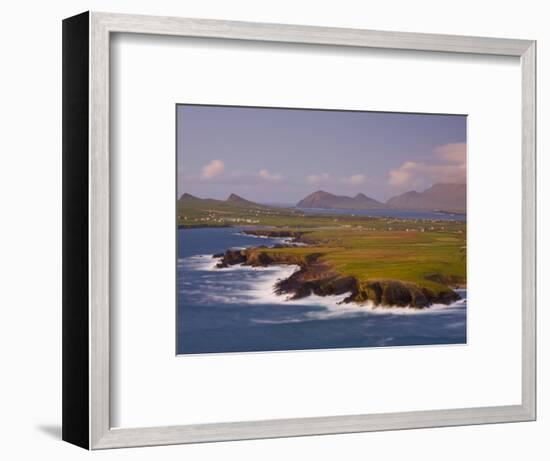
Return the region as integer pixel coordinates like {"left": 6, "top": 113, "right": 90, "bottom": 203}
{"left": 0, "top": 0, "right": 545, "bottom": 459}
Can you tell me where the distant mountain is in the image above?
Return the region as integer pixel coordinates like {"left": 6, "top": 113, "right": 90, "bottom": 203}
{"left": 353, "top": 193, "right": 384, "bottom": 209}
{"left": 296, "top": 190, "right": 384, "bottom": 210}
{"left": 178, "top": 192, "right": 203, "bottom": 203}
{"left": 178, "top": 193, "right": 224, "bottom": 206}
{"left": 385, "top": 191, "right": 421, "bottom": 209}
{"left": 225, "top": 193, "right": 263, "bottom": 207}
{"left": 178, "top": 192, "right": 272, "bottom": 209}
{"left": 387, "top": 183, "right": 466, "bottom": 211}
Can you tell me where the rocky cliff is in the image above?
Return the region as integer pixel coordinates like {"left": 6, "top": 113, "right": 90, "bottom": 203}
{"left": 215, "top": 248, "right": 460, "bottom": 308}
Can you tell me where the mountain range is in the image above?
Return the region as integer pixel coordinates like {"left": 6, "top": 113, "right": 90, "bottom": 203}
{"left": 296, "top": 191, "right": 384, "bottom": 210}
{"left": 179, "top": 182, "right": 466, "bottom": 212}
{"left": 297, "top": 183, "right": 466, "bottom": 211}
{"left": 385, "top": 183, "right": 466, "bottom": 211}
{"left": 178, "top": 192, "right": 273, "bottom": 210}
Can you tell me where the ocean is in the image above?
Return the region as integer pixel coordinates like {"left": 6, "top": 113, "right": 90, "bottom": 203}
{"left": 177, "top": 227, "right": 467, "bottom": 354}
{"left": 297, "top": 207, "right": 466, "bottom": 221}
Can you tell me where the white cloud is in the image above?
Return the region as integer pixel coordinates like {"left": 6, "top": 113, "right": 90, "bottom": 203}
{"left": 306, "top": 172, "right": 367, "bottom": 188}
{"left": 259, "top": 169, "right": 282, "bottom": 182}
{"left": 347, "top": 174, "right": 365, "bottom": 186}
{"left": 434, "top": 142, "right": 466, "bottom": 164}
{"left": 388, "top": 161, "right": 417, "bottom": 186}
{"left": 194, "top": 165, "right": 284, "bottom": 185}
{"left": 306, "top": 173, "right": 331, "bottom": 185}
{"left": 201, "top": 159, "right": 224, "bottom": 179}
{"left": 388, "top": 143, "right": 466, "bottom": 188}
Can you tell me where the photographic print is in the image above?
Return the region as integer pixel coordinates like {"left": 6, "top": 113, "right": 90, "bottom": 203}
{"left": 177, "top": 105, "right": 467, "bottom": 354}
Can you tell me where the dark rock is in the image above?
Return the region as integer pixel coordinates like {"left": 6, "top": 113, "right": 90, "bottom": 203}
{"left": 313, "top": 275, "right": 357, "bottom": 297}
{"left": 351, "top": 280, "right": 459, "bottom": 308}
{"left": 274, "top": 262, "right": 357, "bottom": 302}
{"left": 243, "top": 229, "right": 307, "bottom": 240}
{"left": 381, "top": 280, "right": 412, "bottom": 307}
{"left": 247, "top": 252, "right": 274, "bottom": 267}
{"left": 214, "top": 244, "right": 460, "bottom": 309}
{"left": 216, "top": 249, "right": 247, "bottom": 268}
{"left": 434, "top": 289, "right": 461, "bottom": 304}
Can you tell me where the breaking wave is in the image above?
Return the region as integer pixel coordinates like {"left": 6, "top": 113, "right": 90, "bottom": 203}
{"left": 178, "top": 254, "right": 466, "bottom": 325}
{"left": 233, "top": 232, "right": 307, "bottom": 247}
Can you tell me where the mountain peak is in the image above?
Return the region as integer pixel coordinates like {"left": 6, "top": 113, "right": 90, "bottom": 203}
{"left": 179, "top": 192, "right": 200, "bottom": 201}
{"left": 226, "top": 193, "right": 250, "bottom": 203}
{"left": 297, "top": 190, "right": 383, "bottom": 210}
{"left": 225, "top": 193, "right": 267, "bottom": 208}
{"left": 311, "top": 190, "right": 331, "bottom": 196}
{"left": 352, "top": 192, "right": 383, "bottom": 206}
{"left": 387, "top": 183, "right": 465, "bottom": 211}
{"left": 426, "top": 182, "right": 466, "bottom": 191}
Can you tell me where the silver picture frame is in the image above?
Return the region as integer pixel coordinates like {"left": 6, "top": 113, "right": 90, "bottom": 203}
{"left": 62, "top": 11, "right": 536, "bottom": 449}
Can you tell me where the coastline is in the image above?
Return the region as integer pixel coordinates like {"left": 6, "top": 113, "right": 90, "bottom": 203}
{"left": 177, "top": 223, "right": 232, "bottom": 230}
{"left": 214, "top": 229, "right": 462, "bottom": 309}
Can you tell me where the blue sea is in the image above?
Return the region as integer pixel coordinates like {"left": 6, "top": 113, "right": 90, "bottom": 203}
{"left": 297, "top": 207, "right": 466, "bottom": 221}
{"left": 177, "top": 227, "right": 467, "bottom": 354}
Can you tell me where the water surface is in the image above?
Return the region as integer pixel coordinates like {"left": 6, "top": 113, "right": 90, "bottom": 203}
{"left": 177, "top": 227, "right": 467, "bottom": 354}
{"left": 297, "top": 207, "right": 466, "bottom": 221}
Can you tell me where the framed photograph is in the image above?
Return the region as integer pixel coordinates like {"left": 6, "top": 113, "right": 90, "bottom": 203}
{"left": 63, "top": 11, "right": 536, "bottom": 449}
{"left": 176, "top": 104, "right": 468, "bottom": 354}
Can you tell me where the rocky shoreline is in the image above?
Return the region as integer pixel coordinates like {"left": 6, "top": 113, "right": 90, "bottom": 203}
{"left": 214, "top": 231, "right": 461, "bottom": 309}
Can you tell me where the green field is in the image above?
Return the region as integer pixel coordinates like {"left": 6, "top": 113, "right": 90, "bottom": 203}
{"left": 247, "top": 228, "right": 466, "bottom": 293}
{"left": 178, "top": 197, "right": 466, "bottom": 294}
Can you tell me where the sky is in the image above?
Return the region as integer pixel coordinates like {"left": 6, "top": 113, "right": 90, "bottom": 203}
{"left": 177, "top": 104, "right": 466, "bottom": 204}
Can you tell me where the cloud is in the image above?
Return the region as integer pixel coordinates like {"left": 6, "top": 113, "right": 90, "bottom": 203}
{"left": 201, "top": 160, "right": 224, "bottom": 179}
{"left": 347, "top": 174, "right": 365, "bottom": 186}
{"left": 306, "top": 172, "right": 367, "bottom": 188}
{"left": 388, "top": 162, "right": 416, "bottom": 186}
{"left": 306, "top": 173, "right": 331, "bottom": 185}
{"left": 259, "top": 169, "right": 282, "bottom": 182}
{"left": 434, "top": 142, "right": 466, "bottom": 164}
{"left": 195, "top": 165, "right": 283, "bottom": 185}
{"left": 388, "top": 143, "right": 466, "bottom": 188}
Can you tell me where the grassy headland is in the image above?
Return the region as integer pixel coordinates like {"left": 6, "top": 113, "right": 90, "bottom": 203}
{"left": 178, "top": 194, "right": 466, "bottom": 308}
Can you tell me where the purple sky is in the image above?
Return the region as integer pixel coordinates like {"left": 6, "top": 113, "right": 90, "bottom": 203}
{"left": 177, "top": 104, "right": 466, "bottom": 203}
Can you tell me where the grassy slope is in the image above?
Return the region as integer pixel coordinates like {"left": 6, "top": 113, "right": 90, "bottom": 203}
{"left": 247, "top": 228, "right": 465, "bottom": 292}
{"left": 178, "top": 201, "right": 466, "bottom": 293}
{"left": 177, "top": 200, "right": 465, "bottom": 230}
{"left": 177, "top": 199, "right": 306, "bottom": 226}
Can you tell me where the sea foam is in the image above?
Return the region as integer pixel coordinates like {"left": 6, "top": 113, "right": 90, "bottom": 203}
{"left": 179, "top": 254, "right": 466, "bottom": 324}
